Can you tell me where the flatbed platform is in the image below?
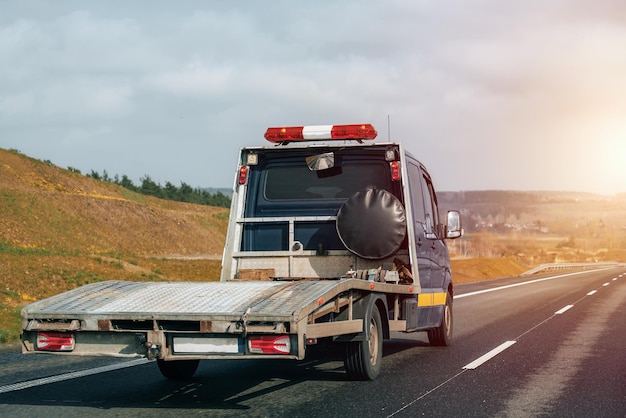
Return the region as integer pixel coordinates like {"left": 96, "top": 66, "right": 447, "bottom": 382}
{"left": 22, "top": 279, "right": 417, "bottom": 325}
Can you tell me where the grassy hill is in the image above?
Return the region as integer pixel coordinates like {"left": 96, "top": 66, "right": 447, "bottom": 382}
{"left": 1, "top": 148, "right": 229, "bottom": 342}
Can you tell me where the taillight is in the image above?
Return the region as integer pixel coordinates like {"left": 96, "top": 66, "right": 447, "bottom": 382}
{"left": 248, "top": 335, "right": 291, "bottom": 354}
{"left": 390, "top": 161, "right": 401, "bottom": 181}
{"left": 238, "top": 166, "right": 249, "bottom": 185}
{"left": 37, "top": 332, "right": 75, "bottom": 351}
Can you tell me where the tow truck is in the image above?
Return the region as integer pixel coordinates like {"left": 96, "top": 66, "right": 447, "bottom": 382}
{"left": 21, "top": 123, "right": 462, "bottom": 380}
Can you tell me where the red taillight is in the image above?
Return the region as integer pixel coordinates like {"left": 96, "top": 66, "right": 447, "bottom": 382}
{"left": 390, "top": 161, "right": 401, "bottom": 181}
{"left": 238, "top": 166, "right": 249, "bottom": 185}
{"left": 248, "top": 335, "right": 291, "bottom": 354}
{"left": 264, "top": 124, "right": 377, "bottom": 143}
{"left": 37, "top": 332, "right": 75, "bottom": 351}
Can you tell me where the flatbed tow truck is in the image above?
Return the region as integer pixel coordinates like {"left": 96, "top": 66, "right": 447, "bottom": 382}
{"left": 21, "top": 123, "right": 462, "bottom": 380}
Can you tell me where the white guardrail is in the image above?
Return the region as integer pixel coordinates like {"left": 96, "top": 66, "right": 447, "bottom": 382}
{"left": 522, "top": 262, "right": 624, "bottom": 276}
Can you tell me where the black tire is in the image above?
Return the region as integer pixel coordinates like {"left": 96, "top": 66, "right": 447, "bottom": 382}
{"left": 157, "top": 359, "right": 200, "bottom": 380}
{"left": 336, "top": 188, "right": 407, "bottom": 260}
{"left": 344, "top": 305, "right": 383, "bottom": 380}
{"left": 427, "top": 292, "right": 452, "bottom": 346}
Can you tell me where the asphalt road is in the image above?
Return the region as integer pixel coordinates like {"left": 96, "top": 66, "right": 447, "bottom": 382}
{"left": 1, "top": 266, "right": 624, "bottom": 417}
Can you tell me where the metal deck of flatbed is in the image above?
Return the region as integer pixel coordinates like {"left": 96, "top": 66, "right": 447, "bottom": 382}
{"left": 22, "top": 279, "right": 417, "bottom": 324}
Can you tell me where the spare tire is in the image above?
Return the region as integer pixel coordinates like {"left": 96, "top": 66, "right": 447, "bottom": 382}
{"left": 336, "top": 188, "right": 407, "bottom": 259}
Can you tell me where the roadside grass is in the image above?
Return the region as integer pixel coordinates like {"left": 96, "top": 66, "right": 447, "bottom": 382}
{"left": 137, "top": 258, "right": 222, "bottom": 282}
{"left": 451, "top": 257, "right": 529, "bottom": 284}
{"left": 0, "top": 252, "right": 223, "bottom": 343}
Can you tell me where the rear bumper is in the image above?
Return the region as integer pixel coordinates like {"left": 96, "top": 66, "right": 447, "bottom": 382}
{"left": 21, "top": 329, "right": 302, "bottom": 361}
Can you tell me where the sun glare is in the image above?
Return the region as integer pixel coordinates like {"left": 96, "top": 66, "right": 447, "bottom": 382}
{"left": 595, "top": 123, "right": 626, "bottom": 194}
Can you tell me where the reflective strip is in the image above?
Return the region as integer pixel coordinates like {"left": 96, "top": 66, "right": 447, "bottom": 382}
{"left": 417, "top": 292, "right": 447, "bottom": 307}
{"left": 433, "top": 292, "right": 447, "bottom": 306}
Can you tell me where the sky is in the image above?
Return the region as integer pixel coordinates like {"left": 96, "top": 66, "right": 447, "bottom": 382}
{"left": 1, "top": 0, "right": 625, "bottom": 195}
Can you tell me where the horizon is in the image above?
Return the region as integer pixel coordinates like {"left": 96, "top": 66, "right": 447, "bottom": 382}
{"left": 3, "top": 146, "right": 625, "bottom": 198}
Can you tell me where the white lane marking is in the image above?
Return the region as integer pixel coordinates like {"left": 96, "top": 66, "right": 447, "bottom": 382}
{"left": 0, "top": 358, "right": 149, "bottom": 394}
{"left": 603, "top": 282, "right": 610, "bottom": 287}
{"left": 587, "top": 290, "right": 597, "bottom": 296}
{"left": 456, "top": 270, "right": 599, "bottom": 299}
{"left": 463, "top": 341, "right": 517, "bottom": 370}
{"left": 613, "top": 278, "right": 618, "bottom": 281}
{"left": 555, "top": 305, "right": 574, "bottom": 315}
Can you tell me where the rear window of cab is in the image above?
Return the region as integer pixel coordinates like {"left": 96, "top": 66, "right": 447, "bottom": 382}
{"left": 263, "top": 162, "right": 388, "bottom": 201}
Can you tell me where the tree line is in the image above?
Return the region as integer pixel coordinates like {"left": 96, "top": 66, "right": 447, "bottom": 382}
{"left": 82, "top": 169, "right": 231, "bottom": 208}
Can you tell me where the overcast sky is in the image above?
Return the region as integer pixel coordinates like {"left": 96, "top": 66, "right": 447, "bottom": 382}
{"left": 1, "top": 1, "right": 625, "bottom": 194}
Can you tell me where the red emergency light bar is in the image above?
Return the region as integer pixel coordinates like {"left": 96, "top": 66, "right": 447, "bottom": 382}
{"left": 264, "top": 124, "right": 378, "bottom": 143}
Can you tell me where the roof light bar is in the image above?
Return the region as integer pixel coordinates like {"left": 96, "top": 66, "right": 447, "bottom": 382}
{"left": 264, "top": 124, "right": 377, "bottom": 143}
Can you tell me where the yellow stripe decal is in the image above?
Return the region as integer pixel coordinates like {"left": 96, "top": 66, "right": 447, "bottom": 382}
{"left": 417, "top": 292, "right": 447, "bottom": 307}
{"left": 433, "top": 292, "right": 448, "bottom": 306}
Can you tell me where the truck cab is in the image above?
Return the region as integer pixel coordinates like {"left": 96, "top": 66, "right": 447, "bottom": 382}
{"left": 222, "top": 123, "right": 462, "bottom": 337}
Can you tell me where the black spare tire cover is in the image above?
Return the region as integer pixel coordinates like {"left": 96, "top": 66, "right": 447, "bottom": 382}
{"left": 336, "top": 188, "right": 407, "bottom": 259}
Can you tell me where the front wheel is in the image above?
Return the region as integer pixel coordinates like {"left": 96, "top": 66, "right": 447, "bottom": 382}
{"left": 427, "top": 292, "right": 452, "bottom": 346}
{"left": 344, "top": 304, "right": 383, "bottom": 380}
{"left": 157, "top": 359, "right": 200, "bottom": 380}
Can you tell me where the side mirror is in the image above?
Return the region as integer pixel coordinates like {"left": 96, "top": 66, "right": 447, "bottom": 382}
{"left": 445, "top": 210, "right": 463, "bottom": 239}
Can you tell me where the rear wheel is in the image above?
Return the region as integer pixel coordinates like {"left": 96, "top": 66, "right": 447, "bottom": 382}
{"left": 157, "top": 359, "right": 200, "bottom": 380}
{"left": 427, "top": 292, "right": 452, "bottom": 346}
{"left": 344, "top": 305, "right": 383, "bottom": 380}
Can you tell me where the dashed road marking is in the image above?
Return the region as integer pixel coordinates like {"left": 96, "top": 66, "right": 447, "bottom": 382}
{"left": 555, "top": 305, "right": 574, "bottom": 315}
{"left": 463, "top": 341, "right": 517, "bottom": 370}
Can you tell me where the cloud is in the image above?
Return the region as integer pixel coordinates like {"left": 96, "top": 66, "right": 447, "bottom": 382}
{"left": 146, "top": 64, "right": 234, "bottom": 97}
{"left": 0, "top": 78, "right": 135, "bottom": 122}
{"left": 62, "top": 125, "right": 113, "bottom": 146}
